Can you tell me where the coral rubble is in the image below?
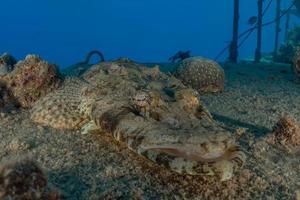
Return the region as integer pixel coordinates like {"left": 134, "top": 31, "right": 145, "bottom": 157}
{"left": 2, "top": 55, "right": 61, "bottom": 108}
{"left": 267, "top": 115, "right": 300, "bottom": 146}
{"left": 174, "top": 57, "right": 225, "bottom": 93}
{"left": 0, "top": 158, "right": 61, "bottom": 200}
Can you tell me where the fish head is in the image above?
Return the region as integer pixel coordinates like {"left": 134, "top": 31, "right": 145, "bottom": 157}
{"left": 138, "top": 129, "right": 245, "bottom": 180}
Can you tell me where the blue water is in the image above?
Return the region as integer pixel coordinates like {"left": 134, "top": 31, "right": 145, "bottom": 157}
{"left": 0, "top": 0, "right": 298, "bottom": 67}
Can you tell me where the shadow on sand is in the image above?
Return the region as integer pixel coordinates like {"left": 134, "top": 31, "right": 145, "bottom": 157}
{"left": 211, "top": 113, "right": 271, "bottom": 137}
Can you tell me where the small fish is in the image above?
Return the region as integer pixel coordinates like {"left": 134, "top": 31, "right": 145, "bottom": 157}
{"left": 247, "top": 16, "right": 257, "bottom": 25}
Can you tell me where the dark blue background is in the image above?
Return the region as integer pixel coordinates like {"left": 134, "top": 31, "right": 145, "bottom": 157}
{"left": 0, "top": 0, "right": 297, "bottom": 67}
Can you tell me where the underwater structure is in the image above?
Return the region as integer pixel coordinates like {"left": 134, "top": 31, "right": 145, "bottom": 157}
{"left": 229, "top": 0, "right": 239, "bottom": 63}
{"left": 255, "top": 0, "right": 263, "bottom": 63}
{"left": 222, "top": 0, "right": 297, "bottom": 63}
{"left": 273, "top": 0, "right": 281, "bottom": 60}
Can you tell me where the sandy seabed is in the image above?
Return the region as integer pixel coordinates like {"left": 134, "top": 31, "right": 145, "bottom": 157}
{"left": 0, "top": 62, "right": 300, "bottom": 200}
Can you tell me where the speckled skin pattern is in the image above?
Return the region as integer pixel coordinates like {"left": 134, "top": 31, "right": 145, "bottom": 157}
{"left": 30, "top": 78, "right": 93, "bottom": 129}
{"left": 175, "top": 57, "right": 225, "bottom": 93}
{"left": 30, "top": 58, "right": 245, "bottom": 181}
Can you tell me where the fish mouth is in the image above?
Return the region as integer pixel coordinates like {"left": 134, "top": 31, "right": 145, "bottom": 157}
{"left": 142, "top": 143, "right": 246, "bottom": 166}
{"left": 143, "top": 145, "right": 229, "bottom": 163}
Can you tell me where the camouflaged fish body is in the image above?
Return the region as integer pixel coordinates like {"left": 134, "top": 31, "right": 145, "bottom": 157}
{"left": 30, "top": 58, "right": 245, "bottom": 181}
{"left": 30, "top": 78, "right": 94, "bottom": 130}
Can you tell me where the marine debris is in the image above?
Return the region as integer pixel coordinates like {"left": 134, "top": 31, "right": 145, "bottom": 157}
{"left": 61, "top": 50, "right": 105, "bottom": 77}
{"left": 174, "top": 57, "right": 225, "bottom": 93}
{"left": 0, "top": 53, "right": 16, "bottom": 76}
{"left": 84, "top": 50, "right": 105, "bottom": 64}
{"left": 169, "top": 50, "right": 191, "bottom": 63}
{"left": 0, "top": 54, "right": 61, "bottom": 108}
{"left": 267, "top": 115, "right": 300, "bottom": 146}
{"left": 30, "top": 58, "right": 245, "bottom": 181}
{"left": 0, "top": 158, "right": 62, "bottom": 200}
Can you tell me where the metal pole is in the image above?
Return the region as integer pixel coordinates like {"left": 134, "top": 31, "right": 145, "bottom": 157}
{"left": 255, "top": 0, "right": 263, "bottom": 63}
{"left": 229, "top": 0, "right": 239, "bottom": 63}
{"left": 284, "top": 9, "right": 291, "bottom": 42}
{"left": 273, "top": 0, "right": 281, "bottom": 61}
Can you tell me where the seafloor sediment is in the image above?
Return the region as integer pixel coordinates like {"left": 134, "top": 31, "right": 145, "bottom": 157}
{"left": 0, "top": 61, "right": 299, "bottom": 199}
